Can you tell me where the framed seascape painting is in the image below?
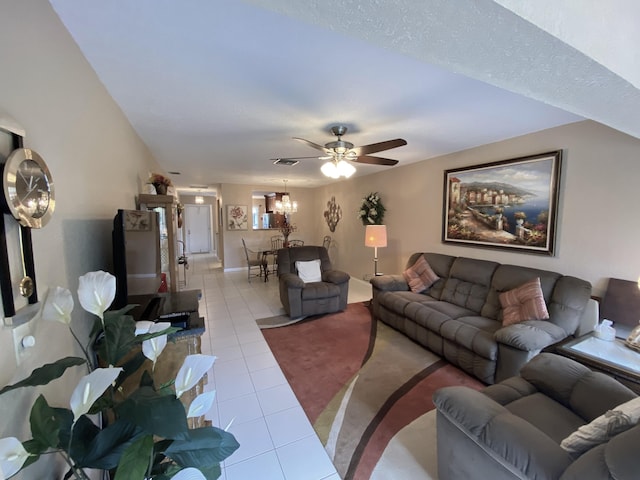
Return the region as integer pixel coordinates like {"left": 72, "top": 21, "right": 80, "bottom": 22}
{"left": 227, "top": 204, "right": 248, "bottom": 230}
{"left": 443, "top": 151, "right": 562, "bottom": 255}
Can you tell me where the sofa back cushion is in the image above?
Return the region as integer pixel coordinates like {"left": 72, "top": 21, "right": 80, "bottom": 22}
{"left": 440, "top": 257, "right": 499, "bottom": 313}
{"left": 547, "top": 276, "right": 593, "bottom": 336}
{"left": 277, "top": 246, "right": 332, "bottom": 276}
{"left": 481, "top": 264, "right": 561, "bottom": 321}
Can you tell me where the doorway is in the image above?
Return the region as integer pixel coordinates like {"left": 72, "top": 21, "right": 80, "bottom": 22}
{"left": 184, "top": 204, "right": 212, "bottom": 254}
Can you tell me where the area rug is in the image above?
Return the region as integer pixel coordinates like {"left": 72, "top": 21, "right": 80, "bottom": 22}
{"left": 260, "top": 302, "right": 485, "bottom": 480}
{"left": 256, "top": 313, "right": 307, "bottom": 329}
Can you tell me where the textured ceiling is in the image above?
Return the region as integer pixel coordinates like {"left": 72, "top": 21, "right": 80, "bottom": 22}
{"left": 48, "top": 0, "right": 637, "bottom": 191}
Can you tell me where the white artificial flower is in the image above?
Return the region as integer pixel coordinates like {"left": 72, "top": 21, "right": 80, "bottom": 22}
{"left": 70, "top": 367, "right": 122, "bottom": 422}
{"left": 0, "top": 437, "right": 29, "bottom": 478}
{"left": 175, "top": 354, "right": 216, "bottom": 399}
{"left": 187, "top": 390, "right": 216, "bottom": 418}
{"left": 171, "top": 468, "right": 206, "bottom": 480}
{"left": 141, "top": 322, "right": 172, "bottom": 368}
{"left": 134, "top": 320, "right": 154, "bottom": 336}
{"left": 42, "top": 286, "right": 74, "bottom": 325}
{"left": 77, "top": 271, "right": 116, "bottom": 321}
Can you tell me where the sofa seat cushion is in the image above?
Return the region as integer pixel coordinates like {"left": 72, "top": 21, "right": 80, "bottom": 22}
{"left": 440, "top": 316, "right": 500, "bottom": 360}
{"left": 404, "top": 302, "right": 452, "bottom": 332}
{"left": 416, "top": 300, "right": 476, "bottom": 319}
{"left": 506, "top": 392, "right": 586, "bottom": 444}
{"left": 301, "top": 282, "right": 341, "bottom": 300}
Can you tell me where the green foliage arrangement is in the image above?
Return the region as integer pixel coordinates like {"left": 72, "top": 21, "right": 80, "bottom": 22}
{"left": 357, "top": 192, "right": 386, "bottom": 225}
{"left": 0, "top": 271, "right": 238, "bottom": 480}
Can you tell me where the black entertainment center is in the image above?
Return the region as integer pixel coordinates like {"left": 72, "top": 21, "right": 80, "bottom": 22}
{"left": 112, "top": 208, "right": 204, "bottom": 335}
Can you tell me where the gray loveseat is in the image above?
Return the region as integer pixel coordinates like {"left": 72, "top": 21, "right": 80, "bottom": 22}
{"left": 370, "top": 252, "right": 592, "bottom": 384}
{"left": 433, "top": 353, "right": 640, "bottom": 479}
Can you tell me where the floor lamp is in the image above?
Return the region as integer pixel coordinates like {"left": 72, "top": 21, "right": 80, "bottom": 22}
{"left": 365, "top": 225, "right": 387, "bottom": 277}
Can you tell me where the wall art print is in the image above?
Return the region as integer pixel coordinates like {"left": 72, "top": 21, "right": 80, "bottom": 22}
{"left": 443, "top": 151, "right": 562, "bottom": 255}
{"left": 227, "top": 204, "right": 248, "bottom": 230}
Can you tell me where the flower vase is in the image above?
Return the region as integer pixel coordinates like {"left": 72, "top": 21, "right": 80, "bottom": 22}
{"left": 155, "top": 183, "right": 168, "bottom": 195}
{"left": 283, "top": 234, "right": 290, "bottom": 248}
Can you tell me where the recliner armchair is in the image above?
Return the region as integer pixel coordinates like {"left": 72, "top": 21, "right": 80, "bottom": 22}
{"left": 277, "top": 245, "right": 350, "bottom": 318}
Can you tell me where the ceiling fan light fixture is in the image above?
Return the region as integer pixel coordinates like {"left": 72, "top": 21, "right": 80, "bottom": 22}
{"left": 321, "top": 161, "right": 339, "bottom": 178}
{"left": 321, "top": 160, "right": 356, "bottom": 179}
{"left": 337, "top": 160, "right": 356, "bottom": 178}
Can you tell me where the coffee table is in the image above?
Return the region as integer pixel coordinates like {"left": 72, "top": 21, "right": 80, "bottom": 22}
{"left": 556, "top": 333, "right": 640, "bottom": 393}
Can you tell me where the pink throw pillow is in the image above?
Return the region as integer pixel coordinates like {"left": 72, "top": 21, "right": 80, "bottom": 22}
{"left": 403, "top": 256, "right": 439, "bottom": 293}
{"left": 499, "top": 277, "right": 549, "bottom": 326}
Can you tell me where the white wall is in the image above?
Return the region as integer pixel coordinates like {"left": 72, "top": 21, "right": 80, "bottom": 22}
{"left": 0, "top": 2, "right": 160, "bottom": 478}
{"left": 315, "top": 120, "right": 640, "bottom": 298}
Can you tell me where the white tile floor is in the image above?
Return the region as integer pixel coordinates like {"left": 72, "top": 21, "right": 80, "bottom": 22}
{"left": 180, "top": 253, "right": 372, "bottom": 480}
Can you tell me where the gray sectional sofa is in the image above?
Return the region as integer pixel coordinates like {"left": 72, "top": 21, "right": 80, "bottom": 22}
{"left": 433, "top": 353, "right": 640, "bottom": 479}
{"left": 370, "top": 252, "right": 593, "bottom": 384}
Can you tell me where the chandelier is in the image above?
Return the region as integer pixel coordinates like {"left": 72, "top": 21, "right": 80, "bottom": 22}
{"left": 275, "top": 179, "right": 298, "bottom": 214}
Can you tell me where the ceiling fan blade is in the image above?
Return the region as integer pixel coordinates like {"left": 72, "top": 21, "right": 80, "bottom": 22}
{"left": 353, "top": 155, "right": 399, "bottom": 166}
{"left": 293, "top": 137, "right": 332, "bottom": 155}
{"left": 350, "top": 138, "right": 407, "bottom": 156}
{"left": 270, "top": 156, "right": 327, "bottom": 161}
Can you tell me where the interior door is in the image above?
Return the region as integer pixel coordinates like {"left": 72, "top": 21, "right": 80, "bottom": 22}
{"left": 185, "top": 204, "right": 212, "bottom": 254}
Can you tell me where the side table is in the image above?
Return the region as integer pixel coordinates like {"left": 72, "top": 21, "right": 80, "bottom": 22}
{"left": 555, "top": 333, "right": 640, "bottom": 394}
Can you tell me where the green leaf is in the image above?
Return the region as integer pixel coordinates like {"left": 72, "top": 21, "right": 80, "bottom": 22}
{"left": 68, "top": 414, "right": 100, "bottom": 460}
{"left": 20, "top": 448, "right": 40, "bottom": 470}
{"left": 164, "top": 427, "right": 239, "bottom": 467}
{"left": 99, "top": 313, "right": 137, "bottom": 366}
{"left": 50, "top": 407, "right": 74, "bottom": 449}
{"left": 0, "top": 357, "right": 86, "bottom": 395}
{"left": 75, "top": 419, "right": 144, "bottom": 469}
{"left": 135, "top": 326, "right": 182, "bottom": 343}
{"left": 198, "top": 464, "right": 222, "bottom": 480}
{"left": 114, "top": 350, "right": 147, "bottom": 389}
{"left": 116, "top": 386, "right": 188, "bottom": 439}
{"left": 113, "top": 434, "right": 154, "bottom": 480}
{"left": 29, "top": 395, "right": 61, "bottom": 450}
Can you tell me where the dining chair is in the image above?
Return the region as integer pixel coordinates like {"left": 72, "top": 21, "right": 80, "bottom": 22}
{"left": 322, "top": 235, "right": 331, "bottom": 250}
{"left": 288, "top": 239, "right": 304, "bottom": 247}
{"left": 270, "top": 235, "right": 284, "bottom": 273}
{"left": 242, "top": 238, "right": 267, "bottom": 283}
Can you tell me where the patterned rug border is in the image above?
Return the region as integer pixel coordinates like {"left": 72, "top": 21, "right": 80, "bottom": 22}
{"left": 256, "top": 314, "right": 308, "bottom": 329}
{"left": 255, "top": 302, "right": 366, "bottom": 329}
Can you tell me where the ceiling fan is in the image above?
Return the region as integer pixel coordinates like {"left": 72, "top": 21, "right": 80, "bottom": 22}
{"left": 272, "top": 125, "right": 407, "bottom": 178}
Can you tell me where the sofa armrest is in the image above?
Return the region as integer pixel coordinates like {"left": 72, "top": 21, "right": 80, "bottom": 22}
{"left": 434, "top": 386, "right": 572, "bottom": 478}
{"left": 370, "top": 274, "right": 409, "bottom": 292}
{"left": 323, "top": 269, "right": 350, "bottom": 285}
{"left": 495, "top": 320, "right": 567, "bottom": 351}
{"left": 279, "top": 272, "right": 304, "bottom": 289}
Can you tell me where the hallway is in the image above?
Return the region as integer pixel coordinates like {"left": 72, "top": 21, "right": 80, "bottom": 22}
{"left": 180, "top": 253, "right": 371, "bottom": 479}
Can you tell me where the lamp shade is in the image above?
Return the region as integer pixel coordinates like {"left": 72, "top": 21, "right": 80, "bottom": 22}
{"left": 365, "top": 225, "right": 387, "bottom": 248}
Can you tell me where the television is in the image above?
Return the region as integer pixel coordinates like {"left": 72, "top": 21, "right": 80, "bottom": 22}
{"left": 112, "top": 209, "right": 162, "bottom": 309}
